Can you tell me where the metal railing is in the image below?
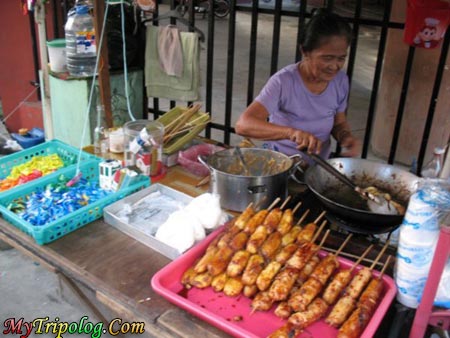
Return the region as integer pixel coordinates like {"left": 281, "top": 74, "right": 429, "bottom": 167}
{"left": 42, "top": 0, "right": 449, "bottom": 175}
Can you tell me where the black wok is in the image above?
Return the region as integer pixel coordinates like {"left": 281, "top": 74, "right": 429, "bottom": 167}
{"left": 303, "top": 158, "right": 419, "bottom": 234}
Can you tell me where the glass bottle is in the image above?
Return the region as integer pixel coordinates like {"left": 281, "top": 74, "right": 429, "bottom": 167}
{"left": 94, "top": 105, "right": 109, "bottom": 157}
{"left": 421, "top": 147, "right": 445, "bottom": 178}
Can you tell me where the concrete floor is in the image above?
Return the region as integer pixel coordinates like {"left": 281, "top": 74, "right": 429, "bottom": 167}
{"left": 0, "top": 3, "right": 420, "bottom": 338}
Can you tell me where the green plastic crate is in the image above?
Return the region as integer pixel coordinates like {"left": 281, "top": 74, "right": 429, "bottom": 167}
{"left": 0, "top": 139, "right": 99, "bottom": 192}
{"left": 0, "top": 160, "right": 150, "bottom": 245}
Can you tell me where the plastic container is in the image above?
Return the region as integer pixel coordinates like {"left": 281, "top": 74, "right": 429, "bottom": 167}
{"left": 123, "top": 120, "right": 164, "bottom": 178}
{"left": 64, "top": 5, "right": 96, "bottom": 77}
{"left": 109, "top": 128, "right": 124, "bottom": 153}
{"left": 0, "top": 160, "right": 150, "bottom": 245}
{"left": 421, "top": 147, "right": 445, "bottom": 178}
{"left": 0, "top": 139, "right": 98, "bottom": 193}
{"left": 178, "top": 143, "right": 224, "bottom": 177}
{"left": 47, "top": 39, "right": 67, "bottom": 72}
{"left": 151, "top": 227, "right": 397, "bottom": 338}
{"left": 11, "top": 127, "right": 45, "bottom": 149}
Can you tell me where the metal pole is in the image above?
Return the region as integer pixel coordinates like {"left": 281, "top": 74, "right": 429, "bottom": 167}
{"left": 35, "top": 0, "right": 54, "bottom": 139}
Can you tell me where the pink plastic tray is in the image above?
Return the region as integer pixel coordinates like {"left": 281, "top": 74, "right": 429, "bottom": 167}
{"left": 151, "top": 227, "right": 397, "bottom": 338}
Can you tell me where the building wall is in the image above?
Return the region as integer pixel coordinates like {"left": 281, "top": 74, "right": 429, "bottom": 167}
{"left": 0, "top": 2, "right": 60, "bottom": 133}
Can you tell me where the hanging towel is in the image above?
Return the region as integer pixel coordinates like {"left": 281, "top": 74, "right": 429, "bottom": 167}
{"left": 145, "top": 25, "right": 200, "bottom": 101}
{"left": 158, "top": 25, "right": 183, "bottom": 77}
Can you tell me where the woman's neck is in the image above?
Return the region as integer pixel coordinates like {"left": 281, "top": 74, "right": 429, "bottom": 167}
{"left": 298, "top": 62, "right": 328, "bottom": 94}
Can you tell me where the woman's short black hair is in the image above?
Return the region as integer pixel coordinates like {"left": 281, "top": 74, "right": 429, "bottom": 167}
{"left": 300, "top": 9, "right": 353, "bottom": 53}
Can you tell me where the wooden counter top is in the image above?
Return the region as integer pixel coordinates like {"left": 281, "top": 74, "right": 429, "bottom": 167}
{"left": 0, "top": 163, "right": 396, "bottom": 337}
{"left": 0, "top": 165, "right": 230, "bottom": 338}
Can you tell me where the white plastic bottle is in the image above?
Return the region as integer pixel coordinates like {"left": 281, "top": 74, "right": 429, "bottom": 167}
{"left": 65, "top": 5, "right": 96, "bottom": 77}
{"left": 421, "top": 147, "right": 445, "bottom": 178}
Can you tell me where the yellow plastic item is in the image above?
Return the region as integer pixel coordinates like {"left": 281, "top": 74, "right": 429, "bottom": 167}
{"left": 157, "top": 106, "right": 210, "bottom": 154}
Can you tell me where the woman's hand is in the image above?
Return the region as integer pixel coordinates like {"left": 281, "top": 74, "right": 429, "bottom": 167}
{"left": 339, "top": 135, "right": 361, "bottom": 157}
{"left": 289, "top": 129, "right": 322, "bottom": 154}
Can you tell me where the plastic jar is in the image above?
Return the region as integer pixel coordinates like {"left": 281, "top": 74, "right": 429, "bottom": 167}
{"left": 64, "top": 5, "right": 96, "bottom": 77}
{"left": 47, "top": 39, "right": 67, "bottom": 72}
{"left": 124, "top": 120, "right": 164, "bottom": 177}
{"left": 109, "top": 128, "right": 125, "bottom": 153}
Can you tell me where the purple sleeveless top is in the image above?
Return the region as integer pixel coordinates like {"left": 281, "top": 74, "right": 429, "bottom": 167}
{"left": 255, "top": 63, "right": 349, "bottom": 161}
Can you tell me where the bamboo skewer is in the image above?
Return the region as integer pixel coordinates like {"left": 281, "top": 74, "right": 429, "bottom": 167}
{"left": 295, "top": 209, "right": 310, "bottom": 226}
{"left": 370, "top": 240, "right": 390, "bottom": 270}
{"left": 350, "top": 245, "right": 374, "bottom": 272}
{"left": 267, "top": 197, "right": 281, "bottom": 211}
{"left": 292, "top": 201, "right": 302, "bottom": 214}
{"left": 318, "top": 229, "right": 331, "bottom": 248}
{"left": 163, "top": 104, "right": 203, "bottom": 144}
{"left": 312, "top": 220, "right": 328, "bottom": 243}
{"left": 164, "top": 120, "right": 210, "bottom": 144}
{"left": 165, "top": 104, "right": 201, "bottom": 134}
{"left": 378, "top": 255, "right": 391, "bottom": 279}
{"left": 314, "top": 210, "right": 327, "bottom": 224}
{"left": 322, "top": 247, "right": 382, "bottom": 267}
{"left": 335, "top": 233, "right": 353, "bottom": 257}
{"left": 280, "top": 196, "right": 292, "bottom": 210}
{"left": 195, "top": 175, "right": 210, "bottom": 187}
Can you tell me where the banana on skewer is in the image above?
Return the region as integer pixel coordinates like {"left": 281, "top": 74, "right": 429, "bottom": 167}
{"left": 288, "top": 232, "right": 351, "bottom": 312}
{"left": 326, "top": 241, "right": 390, "bottom": 327}
{"left": 322, "top": 244, "right": 374, "bottom": 305}
{"left": 337, "top": 256, "right": 391, "bottom": 338}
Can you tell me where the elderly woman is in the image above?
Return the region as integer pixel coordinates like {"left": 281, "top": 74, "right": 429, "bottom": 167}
{"left": 235, "top": 9, "right": 360, "bottom": 162}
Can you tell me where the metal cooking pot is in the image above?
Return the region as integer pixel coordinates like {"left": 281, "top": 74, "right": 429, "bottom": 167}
{"left": 198, "top": 148, "right": 301, "bottom": 212}
{"left": 304, "top": 158, "right": 419, "bottom": 233}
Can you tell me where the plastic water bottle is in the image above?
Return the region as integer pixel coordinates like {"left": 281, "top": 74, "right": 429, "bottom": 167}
{"left": 65, "top": 5, "right": 96, "bottom": 77}
{"left": 421, "top": 147, "right": 445, "bottom": 178}
{"left": 67, "top": 0, "right": 93, "bottom": 17}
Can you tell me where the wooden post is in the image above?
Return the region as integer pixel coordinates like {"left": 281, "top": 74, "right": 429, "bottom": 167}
{"left": 35, "top": 0, "right": 54, "bottom": 139}
{"left": 93, "top": 0, "right": 113, "bottom": 128}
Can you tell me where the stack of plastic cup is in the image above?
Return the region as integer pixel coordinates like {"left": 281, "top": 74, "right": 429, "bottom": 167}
{"left": 395, "top": 184, "right": 437, "bottom": 308}
{"left": 395, "top": 179, "right": 450, "bottom": 308}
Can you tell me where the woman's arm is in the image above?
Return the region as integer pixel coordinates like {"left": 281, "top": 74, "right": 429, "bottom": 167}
{"left": 235, "top": 101, "right": 291, "bottom": 140}
{"left": 331, "top": 112, "right": 360, "bottom": 157}
{"left": 235, "top": 101, "right": 322, "bottom": 154}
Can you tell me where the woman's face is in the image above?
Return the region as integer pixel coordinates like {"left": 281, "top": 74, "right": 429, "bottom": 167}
{"left": 303, "top": 35, "right": 349, "bottom": 82}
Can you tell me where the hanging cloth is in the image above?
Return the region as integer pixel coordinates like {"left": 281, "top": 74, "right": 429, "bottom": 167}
{"left": 145, "top": 25, "right": 200, "bottom": 101}
{"left": 158, "top": 25, "right": 183, "bottom": 77}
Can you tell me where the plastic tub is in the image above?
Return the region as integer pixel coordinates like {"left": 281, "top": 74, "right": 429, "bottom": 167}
{"left": 47, "top": 39, "right": 67, "bottom": 72}
{"left": 178, "top": 143, "right": 224, "bottom": 177}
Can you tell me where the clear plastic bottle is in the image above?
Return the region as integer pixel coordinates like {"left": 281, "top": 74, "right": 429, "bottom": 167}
{"left": 93, "top": 105, "right": 109, "bottom": 156}
{"left": 65, "top": 5, "right": 96, "bottom": 77}
{"left": 421, "top": 147, "right": 445, "bottom": 178}
{"left": 67, "top": 0, "right": 94, "bottom": 17}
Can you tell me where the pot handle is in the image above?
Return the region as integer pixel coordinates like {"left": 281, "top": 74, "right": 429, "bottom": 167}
{"left": 248, "top": 185, "right": 267, "bottom": 194}
{"left": 197, "top": 154, "right": 212, "bottom": 172}
{"left": 289, "top": 154, "right": 307, "bottom": 184}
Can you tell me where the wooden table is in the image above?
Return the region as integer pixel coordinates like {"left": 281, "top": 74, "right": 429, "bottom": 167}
{"left": 0, "top": 166, "right": 228, "bottom": 338}
{"left": 0, "top": 165, "right": 396, "bottom": 337}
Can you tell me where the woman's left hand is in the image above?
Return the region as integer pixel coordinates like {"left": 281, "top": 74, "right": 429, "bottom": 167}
{"left": 340, "top": 136, "right": 361, "bottom": 157}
